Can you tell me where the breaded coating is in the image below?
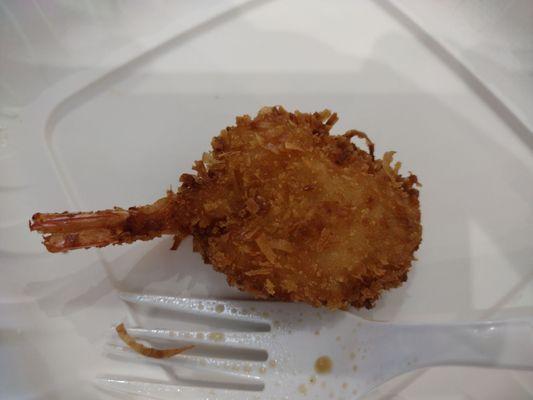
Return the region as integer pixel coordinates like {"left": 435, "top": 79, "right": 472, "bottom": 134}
{"left": 30, "top": 106, "right": 422, "bottom": 309}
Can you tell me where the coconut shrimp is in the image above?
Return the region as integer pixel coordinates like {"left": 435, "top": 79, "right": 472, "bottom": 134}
{"left": 30, "top": 106, "right": 422, "bottom": 309}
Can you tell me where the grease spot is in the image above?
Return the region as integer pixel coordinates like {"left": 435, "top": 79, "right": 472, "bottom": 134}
{"left": 314, "top": 356, "right": 332, "bottom": 374}
{"left": 207, "top": 332, "right": 225, "bottom": 342}
{"left": 215, "top": 304, "right": 225, "bottom": 313}
{"left": 298, "top": 384, "right": 307, "bottom": 395}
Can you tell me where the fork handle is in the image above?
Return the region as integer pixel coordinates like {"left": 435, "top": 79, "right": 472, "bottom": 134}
{"left": 389, "top": 318, "right": 533, "bottom": 370}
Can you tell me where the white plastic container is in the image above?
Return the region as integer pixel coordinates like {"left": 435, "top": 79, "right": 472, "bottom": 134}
{"left": 1, "top": 1, "right": 532, "bottom": 399}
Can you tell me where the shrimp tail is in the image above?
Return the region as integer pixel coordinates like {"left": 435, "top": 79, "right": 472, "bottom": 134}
{"left": 30, "top": 192, "right": 185, "bottom": 253}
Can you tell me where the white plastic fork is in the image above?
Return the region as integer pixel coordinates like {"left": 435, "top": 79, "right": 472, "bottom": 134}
{"left": 96, "top": 292, "right": 533, "bottom": 400}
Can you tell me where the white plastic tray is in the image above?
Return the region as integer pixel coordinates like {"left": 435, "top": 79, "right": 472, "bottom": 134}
{"left": 1, "top": 1, "right": 532, "bottom": 399}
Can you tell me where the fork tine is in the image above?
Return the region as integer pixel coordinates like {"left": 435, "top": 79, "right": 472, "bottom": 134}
{"left": 105, "top": 343, "right": 266, "bottom": 380}
{"left": 95, "top": 376, "right": 264, "bottom": 400}
{"left": 119, "top": 292, "right": 272, "bottom": 326}
{"left": 120, "top": 327, "right": 270, "bottom": 350}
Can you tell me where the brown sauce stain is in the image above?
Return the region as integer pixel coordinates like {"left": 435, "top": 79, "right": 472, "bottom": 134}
{"left": 314, "top": 356, "right": 332, "bottom": 374}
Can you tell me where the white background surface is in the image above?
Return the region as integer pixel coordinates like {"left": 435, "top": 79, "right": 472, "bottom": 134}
{"left": 1, "top": 1, "right": 533, "bottom": 399}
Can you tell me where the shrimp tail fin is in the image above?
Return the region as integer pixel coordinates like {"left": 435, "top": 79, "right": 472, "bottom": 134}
{"left": 30, "top": 192, "right": 185, "bottom": 252}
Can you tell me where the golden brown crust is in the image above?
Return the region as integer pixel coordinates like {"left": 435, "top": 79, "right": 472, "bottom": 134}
{"left": 182, "top": 106, "right": 422, "bottom": 309}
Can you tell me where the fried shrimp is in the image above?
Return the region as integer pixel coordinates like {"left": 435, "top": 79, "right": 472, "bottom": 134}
{"left": 30, "top": 106, "right": 422, "bottom": 309}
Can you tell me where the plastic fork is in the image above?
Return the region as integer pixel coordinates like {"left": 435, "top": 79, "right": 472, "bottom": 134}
{"left": 96, "top": 293, "right": 533, "bottom": 400}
